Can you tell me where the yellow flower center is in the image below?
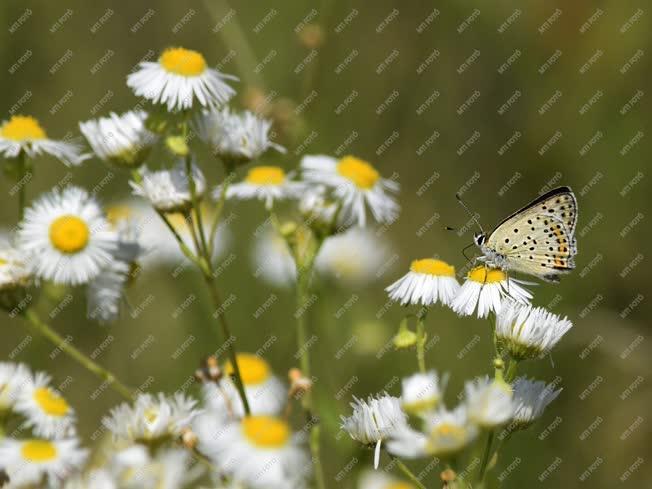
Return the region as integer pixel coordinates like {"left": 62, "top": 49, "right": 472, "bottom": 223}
{"left": 242, "top": 415, "right": 290, "bottom": 448}
{"left": 21, "top": 440, "right": 58, "bottom": 462}
{"left": 49, "top": 215, "right": 90, "bottom": 254}
{"left": 245, "top": 166, "right": 286, "bottom": 186}
{"left": 387, "top": 483, "right": 415, "bottom": 489}
{"left": 33, "top": 387, "right": 69, "bottom": 417}
{"left": 160, "top": 47, "right": 207, "bottom": 76}
{"left": 337, "top": 156, "right": 380, "bottom": 189}
{"left": 0, "top": 257, "right": 7, "bottom": 266}
{"left": 467, "top": 266, "right": 506, "bottom": 284}
{"left": 410, "top": 259, "right": 455, "bottom": 277}
{"left": 105, "top": 205, "right": 133, "bottom": 226}
{"left": 433, "top": 422, "right": 465, "bottom": 440}
{"left": 1, "top": 115, "right": 47, "bottom": 141}
{"left": 225, "top": 353, "right": 271, "bottom": 386}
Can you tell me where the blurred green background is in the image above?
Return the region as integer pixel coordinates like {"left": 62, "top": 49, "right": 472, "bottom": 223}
{"left": 1, "top": 1, "right": 650, "bottom": 487}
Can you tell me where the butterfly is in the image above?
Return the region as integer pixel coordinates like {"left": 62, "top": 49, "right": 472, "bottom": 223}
{"left": 468, "top": 186, "right": 578, "bottom": 282}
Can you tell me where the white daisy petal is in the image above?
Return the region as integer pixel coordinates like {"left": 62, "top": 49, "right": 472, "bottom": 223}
{"left": 127, "top": 47, "right": 236, "bottom": 112}
{"left": 300, "top": 155, "right": 399, "bottom": 228}
{"left": 386, "top": 259, "right": 459, "bottom": 306}
{"left": 0, "top": 115, "right": 89, "bottom": 167}
{"left": 79, "top": 111, "right": 157, "bottom": 168}
{"left": 17, "top": 186, "right": 116, "bottom": 286}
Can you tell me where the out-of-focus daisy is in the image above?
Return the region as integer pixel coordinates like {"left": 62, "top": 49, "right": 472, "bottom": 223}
{"left": 61, "top": 468, "right": 115, "bottom": 489}
{"left": 195, "top": 414, "right": 309, "bottom": 489}
{"left": 299, "top": 185, "right": 341, "bottom": 232}
{"left": 358, "top": 470, "right": 415, "bottom": 489}
{"left": 15, "top": 372, "right": 76, "bottom": 438}
{"left": 16, "top": 186, "right": 116, "bottom": 286}
{"left": 495, "top": 301, "right": 573, "bottom": 360}
{"left": 87, "top": 219, "right": 146, "bottom": 324}
{"left": 0, "top": 115, "right": 89, "bottom": 166}
{"left": 387, "top": 406, "right": 477, "bottom": 459}
{"left": 0, "top": 438, "right": 87, "bottom": 487}
{"left": 110, "top": 445, "right": 200, "bottom": 489}
{"left": 195, "top": 108, "right": 284, "bottom": 164}
{"left": 251, "top": 227, "right": 296, "bottom": 287}
{"left": 102, "top": 392, "right": 198, "bottom": 444}
{"left": 464, "top": 377, "right": 514, "bottom": 429}
{"left": 127, "top": 47, "right": 236, "bottom": 112}
{"left": 130, "top": 161, "right": 206, "bottom": 213}
{"left": 219, "top": 166, "right": 303, "bottom": 209}
{"left": 0, "top": 362, "right": 32, "bottom": 412}
{"left": 204, "top": 353, "right": 286, "bottom": 418}
{"left": 79, "top": 111, "right": 157, "bottom": 168}
{"left": 0, "top": 246, "right": 31, "bottom": 291}
{"left": 400, "top": 371, "right": 447, "bottom": 415}
{"left": 301, "top": 155, "right": 399, "bottom": 227}
{"left": 386, "top": 258, "right": 459, "bottom": 306}
{"left": 341, "top": 394, "right": 408, "bottom": 468}
{"left": 315, "top": 227, "right": 392, "bottom": 287}
{"left": 511, "top": 377, "right": 561, "bottom": 429}
{"left": 452, "top": 266, "right": 532, "bottom": 318}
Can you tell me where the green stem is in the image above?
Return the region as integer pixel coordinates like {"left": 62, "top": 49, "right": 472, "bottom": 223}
{"left": 17, "top": 152, "right": 27, "bottom": 220}
{"left": 22, "top": 309, "right": 133, "bottom": 400}
{"left": 155, "top": 210, "right": 202, "bottom": 267}
{"left": 202, "top": 273, "right": 251, "bottom": 415}
{"left": 295, "top": 238, "right": 326, "bottom": 489}
{"left": 394, "top": 458, "right": 427, "bottom": 489}
{"left": 415, "top": 306, "right": 428, "bottom": 373}
{"left": 207, "top": 163, "right": 233, "bottom": 258}
{"left": 477, "top": 430, "right": 495, "bottom": 484}
{"left": 505, "top": 359, "right": 519, "bottom": 383}
{"left": 184, "top": 154, "right": 209, "bottom": 257}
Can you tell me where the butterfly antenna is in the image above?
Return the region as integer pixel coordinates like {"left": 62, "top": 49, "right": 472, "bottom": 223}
{"left": 455, "top": 193, "right": 485, "bottom": 234}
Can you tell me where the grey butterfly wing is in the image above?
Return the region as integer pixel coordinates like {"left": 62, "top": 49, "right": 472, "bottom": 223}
{"left": 485, "top": 187, "right": 578, "bottom": 281}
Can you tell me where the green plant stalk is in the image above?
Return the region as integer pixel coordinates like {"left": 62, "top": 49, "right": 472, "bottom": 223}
{"left": 207, "top": 163, "right": 233, "bottom": 257}
{"left": 202, "top": 271, "right": 251, "bottom": 415}
{"left": 477, "top": 430, "right": 494, "bottom": 485}
{"left": 394, "top": 458, "right": 427, "bottom": 489}
{"left": 294, "top": 236, "right": 326, "bottom": 489}
{"left": 17, "top": 152, "right": 27, "bottom": 220}
{"left": 184, "top": 154, "right": 210, "bottom": 257}
{"left": 505, "top": 359, "right": 519, "bottom": 383}
{"left": 23, "top": 309, "right": 133, "bottom": 400}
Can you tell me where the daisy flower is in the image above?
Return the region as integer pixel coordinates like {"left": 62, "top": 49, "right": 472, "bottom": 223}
{"left": 16, "top": 186, "right": 116, "bottom": 286}
{"left": 110, "top": 446, "right": 200, "bottom": 489}
{"left": 0, "top": 115, "right": 89, "bottom": 166}
{"left": 251, "top": 228, "right": 296, "bottom": 287}
{"left": 195, "top": 108, "right": 284, "bottom": 164}
{"left": 464, "top": 377, "right": 514, "bottom": 429}
{"left": 495, "top": 300, "right": 573, "bottom": 360}
{"left": 15, "top": 372, "right": 76, "bottom": 438}
{"left": 127, "top": 47, "right": 236, "bottom": 112}
{"left": 0, "top": 438, "right": 87, "bottom": 487}
{"left": 300, "top": 155, "right": 399, "bottom": 227}
{"left": 219, "top": 166, "right": 304, "bottom": 209}
{"left": 79, "top": 110, "right": 157, "bottom": 168}
{"left": 203, "top": 353, "right": 286, "bottom": 418}
{"left": 387, "top": 406, "right": 477, "bottom": 459}
{"left": 0, "top": 246, "right": 31, "bottom": 291}
{"left": 451, "top": 266, "right": 532, "bottom": 318}
{"left": 400, "top": 371, "right": 447, "bottom": 415}
{"left": 358, "top": 470, "right": 416, "bottom": 489}
{"left": 511, "top": 377, "right": 562, "bottom": 429}
{"left": 315, "top": 227, "right": 392, "bottom": 287}
{"left": 341, "top": 394, "right": 408, "bottom": 468}
{"left": 299, "top": 185, "right": 341, "bottom": 232}
{"left": 130, "top": 160, "right": 206, "bottom": 213}
{"left": 386, "top": 258, "right": 460, "bottom": 306}
{"left": 102, "top": 392, "right": 198, "bottom": 444}
{"left": 195, "top": 414, "right": 310, "bottom": 489}
{"left": 0, "top": 362, "right": 32, "bottom": 412}
{"left": 87, "top": 219, "right": 146, "bottom": 324}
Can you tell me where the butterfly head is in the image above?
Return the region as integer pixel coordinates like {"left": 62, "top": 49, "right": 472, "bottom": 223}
{"left": 473, "top": 232, "right": 487, "bottom": 247}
